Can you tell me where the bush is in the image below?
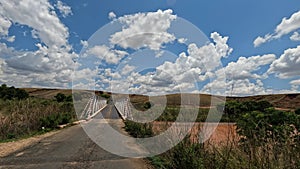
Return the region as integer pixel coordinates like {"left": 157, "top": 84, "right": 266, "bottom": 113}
{"left": 54, "top": 93, "right": 73, "bottom": 102}
{"left": 0, "top": 97, "right": 76, "bottom": 141}
{"left": 124, "top": 120, "right": 153, "bottom": 138}
{"left": 54, "top": 93, "right": 66, "bottom": 102}
{"left": 0, "top": 84, "right": 29, "bottom": 100}
{"left": 295, "top": 108, "right": 300, "bottom": 115}
{"left": 144, "top": 101, "right": 152, "bottom": 109}
{"left": 40, "top": 112, "right": 73, "bottom": 129}
{"left": 222, "top": 100, "right": 274, "bottom": 122}
{"left": 167, "top": 138, "right": 204, "bottom": 169}
{"left": 236, "top": 108, "right": 300, "bottom": 168}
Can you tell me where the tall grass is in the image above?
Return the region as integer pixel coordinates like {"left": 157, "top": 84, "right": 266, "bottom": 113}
{"left": 0, "top": 98, "right": 76, "bottom": 141}
{"left": 124, "top": 120, "right": 300, "bottom": 169}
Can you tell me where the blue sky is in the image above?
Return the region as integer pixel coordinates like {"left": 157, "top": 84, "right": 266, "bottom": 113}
{"left": 1, "top": 0, "right": 300, "bottom": 96}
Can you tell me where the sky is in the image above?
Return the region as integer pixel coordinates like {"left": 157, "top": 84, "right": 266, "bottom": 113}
{"left": 1, "top": 0, "right": 300, "bottom": 96}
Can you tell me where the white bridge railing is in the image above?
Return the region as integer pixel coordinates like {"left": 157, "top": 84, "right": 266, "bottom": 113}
{"left": 80, "top": 95, "right": 107, "bottom": 119}
{"left": 114, "top": 98, "right": 133, "bottom": 120}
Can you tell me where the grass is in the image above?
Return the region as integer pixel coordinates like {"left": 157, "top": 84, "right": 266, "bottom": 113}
{"left": 0, "top": 97, "right": 76, "bottom": 141}
{"left": 124, "top": 120, "right": 153, "bottom": 138}
{"left": 130, "top": 105, "right": 234, "bottom": 123}
{"left": 124, "top": 119, "right": 300, "bottom": 169}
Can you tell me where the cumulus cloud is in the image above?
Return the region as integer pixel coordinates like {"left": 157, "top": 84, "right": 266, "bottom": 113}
{"left": 202, "top": 77, "right": 267, "bottom": 96}
{"left": 0, "top": 15, "right": 12, "bottom": 37}
{"left": 5, "top": 35, "right": 15, "bottom": 42}
{"left": 220, "top": 54, "right": 276, "bottom": 80}
{"left": 86, "top": 45, "right": 128, "bottom": 64}
{"left": 56, "top": 1, "right": 73, "bottom": 18}
{"left": 268, "top": 45, "right": 300, "bottom": 79}
{"left": 110, "top": 9, "right": 177, "bottom": 51}
{"left": 154, "top": 32, "right": 232, "bottom": 84}
{"left": 177, "top": 38, "right": 187, "bottom": 44}
{"left": 106, "top": 32, "right": 232, "bottom": 95}
{"left": 80, "top": 40, "right": 88, "bottom": 48}
{"left": 253, "top": 34, "right": 272, "bottom": 47}
{"left": 0, "top": 42, "right": 77, "bottom": 88}
{"left": 108, "top": 11, "right": 116, "bottom": 20}
{"left": 290, "top": 32, "right": 300, "bottom": 41}
{"left": 202, "top": 54, "right": 276, "bottom": 96}
{"left": 0, "top": 0, "right": 78, "bottom": 88}
{"left": 290, "top": 79, "right": 300, "bottom": 86}
{"left": 0, "top": 0, "right": 70, "bottom": 48}
{"left": 254, "top": 10, "right": 300, "bottom": 47}
{"left": 121, "top": 64, "right": 136, "bottom": 75}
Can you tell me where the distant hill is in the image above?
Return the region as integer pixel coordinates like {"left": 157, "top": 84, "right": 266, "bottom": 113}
{"left": 23, "top": 88, "right": 72, "bottom": 99}
{"left": 22, "top": 88, "right": 300, "bottom": 110}
{"left": 227, "top": 93, "right": 300, "bottom": 110}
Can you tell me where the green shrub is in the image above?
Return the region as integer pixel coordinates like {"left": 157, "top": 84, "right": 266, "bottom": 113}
{"left": 295, "top": 108, "right": 300, "bottom": 115}
{"left": 54, "top": 93, "right": 66, "bottom": 102}
{"left": 54, "top": 93, "right": 73, "bottom": 102}
{"left": 0, "top": 97, "right": 76, "bottom": 141}
{"left": 0, "top": 84, "right": 29, "bottom": 100}
{"left": 144, "top": 101, "right": 152, "bottom": 109}
{"left": 124, "top": 120, "right": 153, "bottom": 138}
{"left": 40, "top": 112, "right": 73, "bottom": 129}
{"left": 236, "top": 108, "right": 300, "bottom": 168}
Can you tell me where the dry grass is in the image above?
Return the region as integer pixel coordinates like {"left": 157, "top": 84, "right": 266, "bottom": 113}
{"left": 0, "top": 98, "right": 76, "bottom": 141}
{"left": 151, "top": 121, "right": 238, "bottom": 147}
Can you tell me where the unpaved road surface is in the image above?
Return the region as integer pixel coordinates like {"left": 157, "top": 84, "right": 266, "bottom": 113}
{"left": 0, "top": 105, "right": 151, "bottom": 169}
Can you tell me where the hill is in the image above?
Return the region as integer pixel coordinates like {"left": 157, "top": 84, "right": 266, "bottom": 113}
{"left": 22, "top": 88, "right": 300, "bottom": 110}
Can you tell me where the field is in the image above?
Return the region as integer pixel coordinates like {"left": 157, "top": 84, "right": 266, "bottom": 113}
{"left": 23, "top": 88, "right": 300, "bottom": 109}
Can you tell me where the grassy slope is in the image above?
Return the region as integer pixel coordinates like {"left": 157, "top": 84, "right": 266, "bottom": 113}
{"left": 22, "top": 88, "right": 300, "bottom": 109}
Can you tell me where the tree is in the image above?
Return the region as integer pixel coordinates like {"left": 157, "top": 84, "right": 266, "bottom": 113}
{"left": 295, "top": 108, "right": 300, "bottom": 115}
{"left": 54, "top": 93, "right": 66, "bottom": 102}
{"left": 0, "top": 84, "right": 29, "bottom": 100}
{"left": 237, "top": 108, "right": 299, "bottom": 146}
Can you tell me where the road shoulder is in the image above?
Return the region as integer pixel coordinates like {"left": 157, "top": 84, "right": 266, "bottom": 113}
{"left": 0, "top": 130, "right": 60, "bottom": 157}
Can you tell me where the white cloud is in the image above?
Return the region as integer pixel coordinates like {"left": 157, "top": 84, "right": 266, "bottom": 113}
{"left": 290, "top": 79, "right": 300, "bottom": 86}
{"left": 177, "top": 38, "right": 187, "bottom": 44}
{"left": 274, "top": 10, "right": 300, "bottom": 38}
{"left": 86, "top": 45, "right": 128, "bottom": 64}
{"left": 108, "top": 11, "right": 116, "bottom": 20}
{"left": 0, "top": 0, "right": 70, "bottom": 48}
{"left": 290, "top": 32, "right": 300, "bottom": 41}
{"left": 268, "top": 45, "right": 300, "bottom": 79}
{"left": 290, "top": 79, "right": 300, "bottom": 91}
{"left": 202, "top": 78, "right": 267, "bottom": 96}
{"left": 0, "top": 0, "right": 77, "bottom": 88}
{"left": 220, "top": 54, "right": 276, "bottom": 80}
{"left": 254, "top": 10, "right": 300, "bottom": 46}
{"left": 0, "top": 42, "right": 77, "bottom": 88}
{"left": 253, "top": 34, "right": 272, "bottom": 47}
{"left": 154, "top": 32, "right": 232, "bottom": 84}
{"left": 121, "top": 64, "right": 135, "bottom": 75}
{"left": 110, "top": 9, "right": 177, "bottom": 51}
{"left": 56, "top": 1, "right": 73, "bottom": 18}
{"left": 104, "top": 68, "right": 121, "bottom": 79}
{"left": 202, "top": 54, "right": 276, "bottom": 96}
{"left": 228, "top": 79, "right": 266, "bottom": 96}
{"left": 107, "top": 32, "right": 232, "bottom": 95}
{"left": 80, "top": 40, "right": 88, "bottom": 48}
{"left": 0, "top": 15, "right": 12, "bottom": 37}
{"left": 5, "top": 35, "right": 15, "bottom": 42}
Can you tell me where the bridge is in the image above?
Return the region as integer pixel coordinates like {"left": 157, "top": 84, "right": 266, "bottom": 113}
{"left": 80, "top": 95, "right": 133, "bottom": 120}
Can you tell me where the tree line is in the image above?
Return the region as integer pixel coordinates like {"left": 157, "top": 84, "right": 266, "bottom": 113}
{"left": 0, "top": 84, "right": 29, "bottom": 100}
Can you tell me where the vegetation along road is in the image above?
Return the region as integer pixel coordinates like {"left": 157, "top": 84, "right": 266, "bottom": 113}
{"left": 0, "top": 105, "right": 151, "bottom": 169}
